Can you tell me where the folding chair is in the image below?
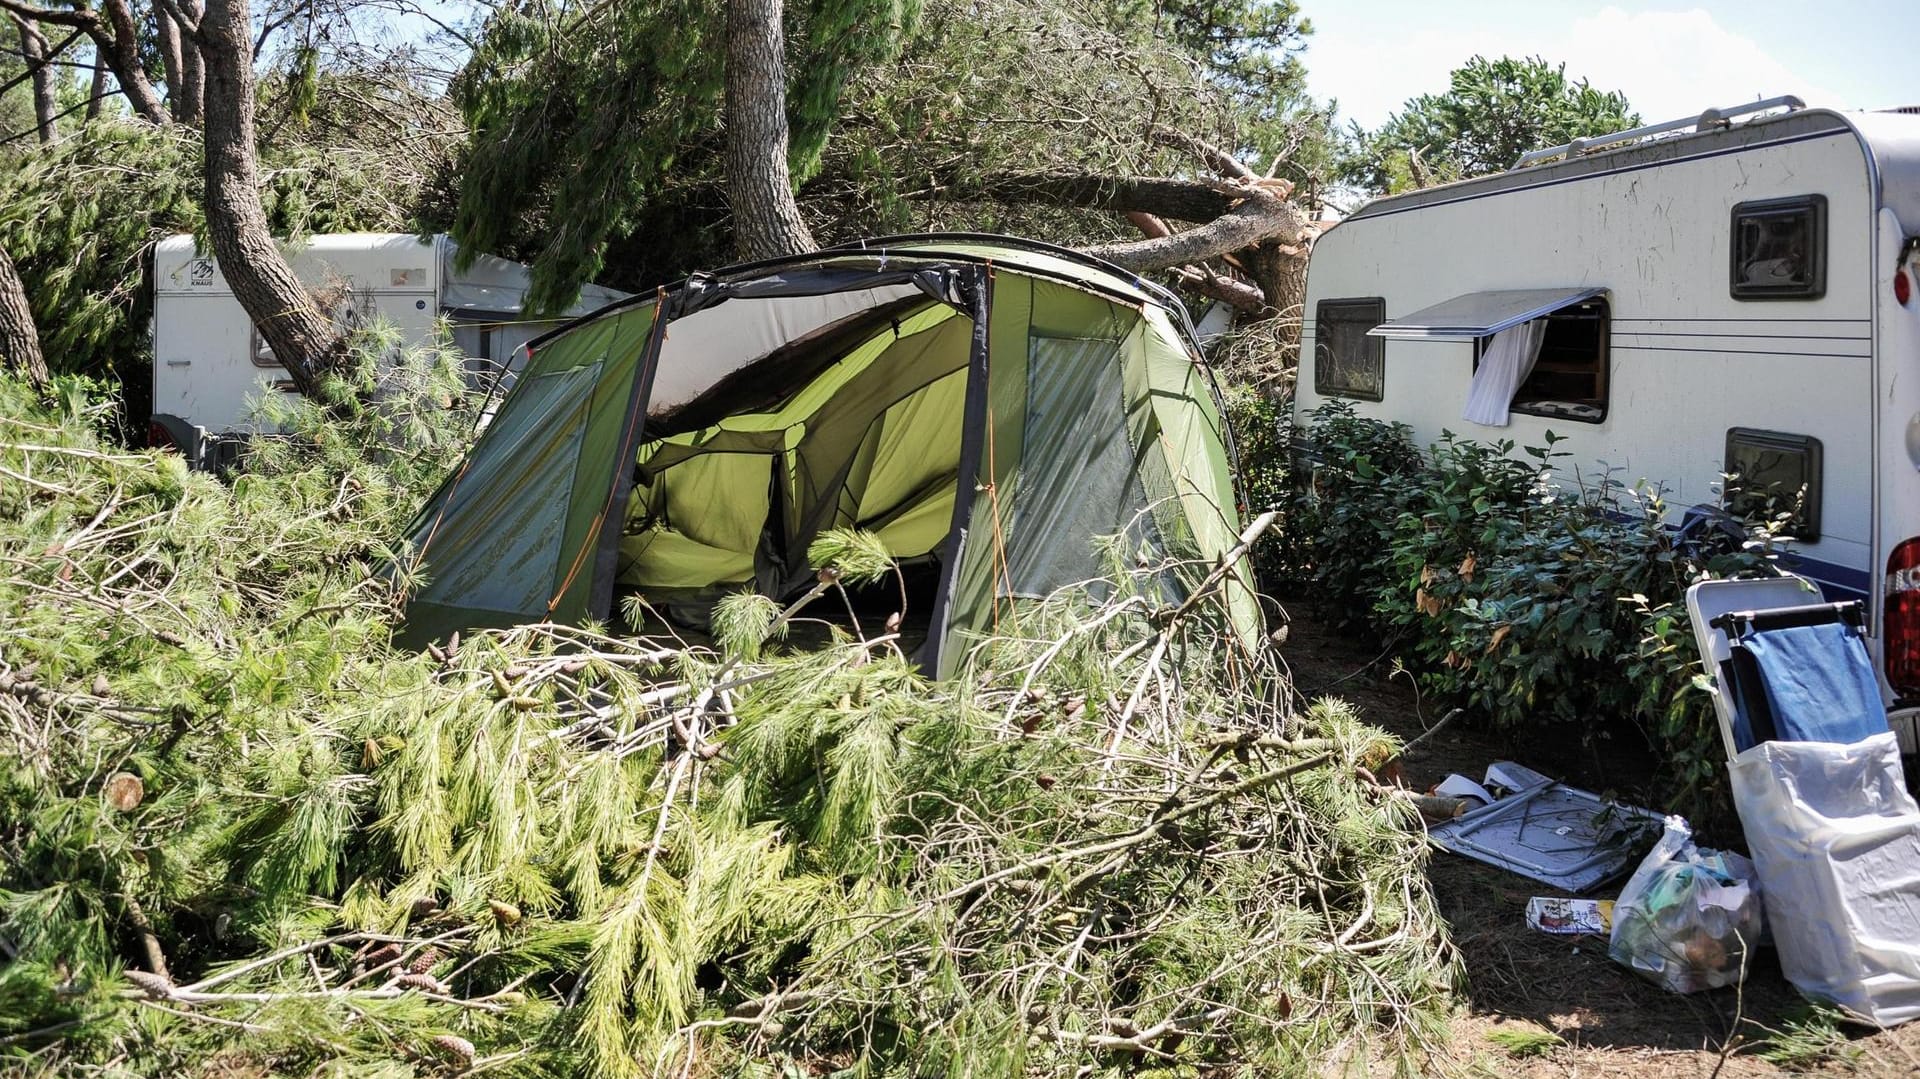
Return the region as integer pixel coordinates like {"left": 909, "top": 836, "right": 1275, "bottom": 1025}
{"left": 1686, "top": 574, "right": 1920, "bottom": 1026}
{"left": 1686, "top": 576, "right": 1889, "bottom": 755}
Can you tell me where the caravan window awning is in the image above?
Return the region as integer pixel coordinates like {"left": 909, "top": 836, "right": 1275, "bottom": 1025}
{"left": 1367, "top": 287, "right": 1606, "bottom": 340}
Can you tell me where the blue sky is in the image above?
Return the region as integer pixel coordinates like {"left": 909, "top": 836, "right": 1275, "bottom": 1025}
{"left": 1300, "top": 1, "right": 1919, "bottom": 130}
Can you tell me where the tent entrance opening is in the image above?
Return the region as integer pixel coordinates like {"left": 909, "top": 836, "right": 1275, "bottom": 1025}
{"left": 616, "top": 298, "right": 972, "bottom": 649}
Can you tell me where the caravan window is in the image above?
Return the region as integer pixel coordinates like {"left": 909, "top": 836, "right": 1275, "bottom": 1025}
{"left": 1731, "top": 195, "right": 1826, "bottom": 299}
{"left": 1725, "top": 428, "right": 1822, "bottom": 540}
{"left": 249, "top": 326, "right": 279, "bottom": 368}
{"left": 1314, "top": 298, "right": 1385, "bottom": 401}
{"left": 1474, "top": 296, "right": 1611, "bottom": 423}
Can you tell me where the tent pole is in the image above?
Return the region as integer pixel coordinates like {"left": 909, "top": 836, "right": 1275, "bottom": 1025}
{"left": 920, "top": 266, "right": 994, "bottom": 676}
{"left": 580, "top": 296, "right": 673, "bottom": 624}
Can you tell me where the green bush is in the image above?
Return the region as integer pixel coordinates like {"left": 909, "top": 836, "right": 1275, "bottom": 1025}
{"left": 1266, "top": 399, "right": 1423, "bottom": 630}
{"left": 1371, "top": 429, "right": 1551, "bottom": 681}
{"left": 1272, "top": 403, "right": 1782, "bottom": 809}
{"left": 1220, "top": 383, "right": 1290, "bottom": 588}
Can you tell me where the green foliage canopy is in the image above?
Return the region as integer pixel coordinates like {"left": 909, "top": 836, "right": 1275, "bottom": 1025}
{"left": 452, "top": 0, "right": 1346, "bottom": 306}
{"left": 1344, "top": 55, "right": 1640, "bottom": 193}
{"left": 451, "top": 0, "right": 921, "bottom": 315}
{"left": 1131, "top": 0, "right": 1338, "bottom": 186}
{"left": 0, "top": 123, "right": 202, "bottom": 392}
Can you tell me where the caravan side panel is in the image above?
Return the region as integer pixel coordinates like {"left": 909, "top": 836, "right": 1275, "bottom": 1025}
{"left": 1300, "top": 117, "right": 1878, "bottom": 602}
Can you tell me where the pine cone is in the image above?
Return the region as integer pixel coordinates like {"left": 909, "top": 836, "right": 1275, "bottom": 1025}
{"left": 487, "top": 899, "right": 522, "bottom": 926}
{"left": 407, "top": 946, "right": 442, "bottom": 974}
{"left": 361, "top": 942, "right": 403, "bottom": 969}
{"left": 429, "top": 1034, "right": 475, "bottom": 1065}
{"left": 396, "top": 972, "right": 450, "bottom": 995}
{"left": 123, "top": 969, "right": 174, "bottom": 999}
{"left": 408, "top": 896, "right": 440, "bottom": 920}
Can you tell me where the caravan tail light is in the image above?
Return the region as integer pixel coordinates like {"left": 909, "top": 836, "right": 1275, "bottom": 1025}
{"left": 1887, "top": 538, "right": 1920, "bottom": 697}
{"left": 1896, "top": 265, "right": 1912, "bottom": 306}
{"left": 147, "top": 420, "right": 177, "bottom": 451}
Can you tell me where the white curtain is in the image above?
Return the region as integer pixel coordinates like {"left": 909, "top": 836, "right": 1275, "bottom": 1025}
{"left": 1462, "top": 319, "right": 1549, "bottom": 426}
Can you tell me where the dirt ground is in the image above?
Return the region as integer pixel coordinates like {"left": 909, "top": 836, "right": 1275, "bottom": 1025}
{"left": 1277, "top": 612, "right": 1920, "bottom": 1078}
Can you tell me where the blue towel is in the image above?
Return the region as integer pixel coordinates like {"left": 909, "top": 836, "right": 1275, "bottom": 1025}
{"left": 1738, "top": 621, "right": 1889, "bottom": 745}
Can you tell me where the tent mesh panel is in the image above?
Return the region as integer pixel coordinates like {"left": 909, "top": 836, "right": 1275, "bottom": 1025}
{"left": 1001, "top": 335, "right": 1166, "bottom": 598}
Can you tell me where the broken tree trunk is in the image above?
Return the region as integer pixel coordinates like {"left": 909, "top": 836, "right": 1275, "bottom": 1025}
{"left": 1081, "top": 178, "right": 1305, "bottom": 275}
{"left": 920, "top": 169, "right": 1309, "bottom": 316}
{"left": 918, "top": 172, "right": 1243, "bottom": 227}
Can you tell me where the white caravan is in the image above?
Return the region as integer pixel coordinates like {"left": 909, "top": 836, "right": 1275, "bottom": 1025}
{"left": 1294, "top": 99, "right": 1920, "bottom": 708}
{"left": 150, "top": 233, "right": 625, "bottom": 467}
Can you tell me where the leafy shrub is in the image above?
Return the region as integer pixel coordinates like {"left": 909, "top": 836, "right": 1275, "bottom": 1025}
{"left": 1268, "top": 399, "right": 1422, "bottom": 630}
{"left": 1371, "top": 430, "right": 1551, "bottom": 681}
{"left": 1220, "top": 383, "right": 1290, "bottom": 588}
{"left": 1271, "top": 405, "right": 1782, "bottom": 809}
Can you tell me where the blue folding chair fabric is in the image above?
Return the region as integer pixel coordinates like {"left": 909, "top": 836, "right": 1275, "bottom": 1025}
{"left": 1736, "top": 621, "right": 1888, "bottom": 745}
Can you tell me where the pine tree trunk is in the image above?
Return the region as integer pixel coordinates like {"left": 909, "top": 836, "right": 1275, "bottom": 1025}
{"left": 86, "top": 48, "right": 107, "bottom": 119}
{"left": 0, "top": 242, "right": 49, "bottom": 390}
{"left": 725, "top": 0, "right": 817, "bottom": 261}
{"left": 195, "top": 0, "right": 342, "bottom": 398}
{"left": 154, "top": 5, "right": 186, "bottom": 120}
{"left": 14, "top": 16, "right": 56, "bottom": 144}
{"left": 1247, "top": 243, "right": 1308, "bottom": 337}
{"left": 98, "top": 0, "right": 168, "bottom": 125}
{"left": 174, "top": 0, "right": 204, "bottom": 125}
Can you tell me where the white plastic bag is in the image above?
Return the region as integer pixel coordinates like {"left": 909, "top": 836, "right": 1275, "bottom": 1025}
{"left": 1609, "top": 816, "right": 1765, "bottom": 993}
{"left": 1730, "top": 731, "right": 1920, "bottom": 1025}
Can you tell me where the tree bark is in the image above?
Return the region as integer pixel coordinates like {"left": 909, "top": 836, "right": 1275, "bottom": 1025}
{"left": 1170, "top": 264, "right": 1269, "bottom": 314}
{"left": 1245, "top": 243, "right": 1309, "bottom": 325}
{"left": 86, "top": 44, "right": 107, "bottom": 119}
{"left": 0, "top": 242, "right": 49, "bottom": 390}
{"left": 161, "top": 0, "right": 204, "bottom": 124}
{"left": 725, "top": 0, "right": 817, "bottom": 261}
{"left": 154, "top": 2, "right": 186, "bottom": 117}
{"left": 13, "top": 15, "right": 57, "bottom": 144}
{"left": 97, "top": 0, "right": 168, "bottom": 124}
{"left": 921, "top": 171, "right": 1305, "bottom": 278}
{"left": 178, "top": 22, "right": 205, "bottom": 125}
{"left": 1083, "top": 185, "right": 1306, "bottom": 275}
{"left": 194, "top": 0, "right": 343, "bottom": 397}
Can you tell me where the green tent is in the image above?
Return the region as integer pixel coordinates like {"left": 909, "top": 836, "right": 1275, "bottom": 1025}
{"left": 398, "top": 235, "right": 1258, "bottom": 675}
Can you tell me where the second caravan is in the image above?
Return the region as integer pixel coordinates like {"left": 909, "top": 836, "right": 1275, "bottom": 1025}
{"left": 1294, "top": 99, "right": 1920, "bottom": 706}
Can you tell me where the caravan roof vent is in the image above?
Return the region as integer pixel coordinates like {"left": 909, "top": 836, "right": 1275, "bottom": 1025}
{"left": 1514, "top": 95, "right": 1806, "bottom": 169}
